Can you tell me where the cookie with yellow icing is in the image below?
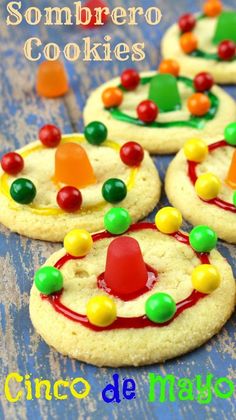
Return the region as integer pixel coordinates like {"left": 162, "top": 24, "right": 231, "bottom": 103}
{"left": 162, "top": 4, "right": 236, "bottom": 84}
{"left": 29, "top": 207, "right": 235, "bottom": 367}
{"left": 166, "top": 122, "right": 236, "bottom": 243}
{"left": 0, "top": 123, "right": 160, "bottom": 242}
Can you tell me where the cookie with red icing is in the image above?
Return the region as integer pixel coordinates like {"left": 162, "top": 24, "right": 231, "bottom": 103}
{"left": 166, "top": 122, "right": 236, "bottom": 243}
{"left": 0, "top": 122, "right": 160, "bottom": 242}
{"left": 162, "top": 2, "right": 236, "bottom": 83}
{"left": 29, "top": 207, "right": 235, "bottom": 367}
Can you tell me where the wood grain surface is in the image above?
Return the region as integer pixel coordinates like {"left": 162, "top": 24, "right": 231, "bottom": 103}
{"left": 0, "top": 1, "right": 235, "bottom": 419}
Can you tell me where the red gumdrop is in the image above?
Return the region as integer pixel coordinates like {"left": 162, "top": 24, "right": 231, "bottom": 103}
{"left": 104, "top": 236, "right": 148, "bottom": 296}
{"left": 81, "top": 0, "right": 109, "bottom": 29}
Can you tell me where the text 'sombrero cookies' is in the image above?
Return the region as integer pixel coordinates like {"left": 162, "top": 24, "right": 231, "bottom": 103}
{"left": 0, "top": 123, "right": 160, "bottom": 241}
{"left": 30, "top": 207, "right": 235, "bottom": 367}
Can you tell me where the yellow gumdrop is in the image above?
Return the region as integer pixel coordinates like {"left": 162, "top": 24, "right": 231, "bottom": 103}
{"left": 195, "top": 173, "right": 221, "bottom": 200}
{"left": 184, "top": 138, "right": 208, "bottom": 162}
{"left": 86, "top": 296, "right": 117, "bottom": 327}
{"left": 191, "top": 264, "right": 220, "bottom": 294}
{"left": 155, "top": 207, "right": 182, "bottom": 234}
{"left": 64, "top": 229, "right": 93, "bottom": 257}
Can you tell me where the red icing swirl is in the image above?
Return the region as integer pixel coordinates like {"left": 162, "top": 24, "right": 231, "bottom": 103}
{"left": 188, "top": 140, "right": 236, "bottom": 213}
{"left": 42, "top": 222, "right": 209, "bottom": 331}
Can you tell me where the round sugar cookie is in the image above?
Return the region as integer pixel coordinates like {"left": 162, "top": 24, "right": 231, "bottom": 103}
{"left": 161, "top": 6, "right": 236, "bottom": 84}
{"left": 165, "top": 123, "right": 236, "bottom": 243}
{"left": 83, "top": 66, "right": 236, "bottom": 154}
{"left": 0, "top": 123, "right": 160, "bottom": 242}
{"left": 30, "top": 207, "right": 235, "bottom": 367}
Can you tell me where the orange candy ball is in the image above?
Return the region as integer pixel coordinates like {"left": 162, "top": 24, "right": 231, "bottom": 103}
{"left": 36, "top": 61, "right": 69, "bottom": 98}
{"left": 180, "top": 32, "right": 198, "bottom": 53}
{"left": 203, "top": 1, "right": 222, "bottom": 17}
{"left": 187, "top": 93, "right": 211, "bottom": 116}
{"left": 159, "top": 59, "right": 180, "bottom": 77}
{"left": 102, "top": 87, "right": 123, "bottom": 108}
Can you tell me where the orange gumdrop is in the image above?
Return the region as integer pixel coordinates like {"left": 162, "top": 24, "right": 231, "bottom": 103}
{"left": 226, "top": 150, "right": 236, "bottom": 189}
{"left": 54, "top": 143, "right": 96, "bottom": 188}
{"left": 36, "top": 61, "right": 69, "bottom": 98}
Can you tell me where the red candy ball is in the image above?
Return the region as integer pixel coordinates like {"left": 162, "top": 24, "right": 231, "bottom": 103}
{"left": 121, "top": 69, "right": 140, "bottom": 91}
{"left": 218, "top": 40, "right": 236, "bottom": 61}
{"left": 57, "top": 186, "right": 82, "bottom": 212}
{"left": 120, "top": 142, "right": 144, "bottom": 167}
{"left": 1, "top": 152, "right": 24, "bottom": 175}
{"left": 178, "top": 13, "right": 196, "bottom": 33}
{"left": 39, "top": 125, "right": 61, "bottom": 148}
{"left": 137, "top": 100, "right": 158, "bottom": 123}
{"left": 194, "top": 72, "right": 214, "bottom": 92}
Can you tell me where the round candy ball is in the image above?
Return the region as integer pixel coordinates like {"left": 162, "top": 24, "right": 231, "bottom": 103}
{"left": 184, "top": 138, "right": 208, "bottom": 162}
{"left": 86, "top": 295, "right": 117, "bottom": 327}
{"left": 39, "top": 124, "right": 61, "bottom": 148}
{"left": 191, "top": 264, "right": 220, "bottom": 294}
{"left": 218, "top": 40, "right": 236, "bottom": 61}
{"left": 155, "top": 207, "right": 182, "bottom": 234}
{"left": 104, "top": 207, "right": 131, "bottom": 235}
{"left": 57, "top": 186, "right": 82, "bottom": 212}
{"left": 121, "top": 69, "right": 140, "bottom": 91}
{"left": 159, "top": 59, "right": 180, "bottom": 77}
{"left": 10, "top": 178, "right": 36, "bottom": 204}
{"left": 233, "top": 191, "right": 236, "bottom": 207}
{"left": 189, "top": 225, "right": 218, "bottom": 252}
{"left": 102, "top": 87, "right": 123, "bottom": 108}
{"left": 120, "top": 142, "right": 144, "bottom": 167}
{"left": 195, "top": 173, "right": 221, "bottom": 200}
{"left": 34, "top": 266, "right": 63, "bottom": 295}
{"left": 187, "top": 93, "right": 211, "bottom": 116}
{"left": 203, "top": 0, "right": 222, "bottom": 17}
{"left": 178, "top": 13, "right": 196, "bottom": 33}
{"left": 224, "top": 122, "right": 236, "bottom": 146}
{"left": 102, "top": 178, "right": 127, "bottom": 204}
{"left": 194, "top": 72, "right": 214, "bottom": 92}
{"left": 64, "top": 229, "right": 93, "bottom": 257}
{"left": 84, "top": 121, "right": 108, "bottom": 145}
{"left": 137, "top": 100, "right": 158, "bottom": 123}
{"left": 1, "top": 152, "right": 24, "bottom": 175}
{"left": 145, "top": 293, "right": 176, "bottom": 324}
{"left": 180, "top": 32, "right": 198, "bottom": 53}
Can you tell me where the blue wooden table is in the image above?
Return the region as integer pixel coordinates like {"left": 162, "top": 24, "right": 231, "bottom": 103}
{"left": 0, "top": 1, "right": 235, "bottom": 418}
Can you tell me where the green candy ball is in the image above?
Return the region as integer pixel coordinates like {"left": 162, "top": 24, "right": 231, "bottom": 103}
{"left": 104, "top": 207, "right": 131, "bottom": 235}
{"left": 10, "top": 178, "right": 36, "bottom": 204}
{"left": 84, "top": 121, "right": 108, "bottom": 145}
{"left": 102, "top": 178, "right": 127, "bottom": 203}
{"left": 145, "top": 293, "right": 176, "bottom": 324}
{"left": 233, "top": 191, "right": 236, "bottom": 207}
{"left": 189, "top": 225, "right": 217, "bottom": 252}
{"left": 34, "top": 266, "right": 63, "bottom": 295}
{"left": 224, "top": 122, "right": 236, "bottom": 146}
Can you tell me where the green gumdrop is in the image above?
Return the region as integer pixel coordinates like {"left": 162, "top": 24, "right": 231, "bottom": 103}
{"left": 233, "top": 191, "right": 236, "bottom": 207}
{"left": 34, "top": 266, "right": 63, "bottom": 295}
{"left": 104, "top": 207, "right": 131, "bottom": 235}
{"left": 213, "top": 12, "right": 236, "bottom": 44}
{"left": 102, "top": 178, "right": 127, "bottom": 203}
{"left": 189, "top": 225, "right": 218, "bottom": 253}
{"left": 84, "top": 121, "right": 108, "bottom": 145}
{"left": 148, "top": 74, "right": 181, "bottom": 112}
{"left": 145, "top": 293, "right": 176, "bottom": 324}
{"left": 10, "top": 178, "right": 36, "bottom": 204}
{"left": 225, "top": 122, "right": 236, "bottom": 146}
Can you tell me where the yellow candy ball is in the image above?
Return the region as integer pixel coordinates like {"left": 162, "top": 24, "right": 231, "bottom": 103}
{"left": 64, "top": 229, "right": 93, "bottom": 257}
{"left": 184, "top": 138, "right": 208, "bottom": 162}
{"left": 86, "top": 296, "right": 117, "bottom": 327}
{"left": 155, "top": 207, "right": 182, "bottom": 234}
{"left": 191, "top": 264, "right": 221, "bottom": 294}
{"left": 195, "top": 173, "right": 221, "bottom": 200}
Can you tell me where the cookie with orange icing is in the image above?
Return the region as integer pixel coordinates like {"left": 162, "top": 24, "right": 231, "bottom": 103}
{"left": 29, "top": 207, "right": 235, "bottom": 367}
{"left": 166, "top": 122, "right": 236, "bottom": 243}
{"left": 162, "top": 2, "right": 236, "bottom": 83}
{"left": 0, "top": 123, "right": 160, "bottom": 242}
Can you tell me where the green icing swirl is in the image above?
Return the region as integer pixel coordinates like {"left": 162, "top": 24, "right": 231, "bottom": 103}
{"left": 106, "top": 75, "right": 219, "bottom": 129}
